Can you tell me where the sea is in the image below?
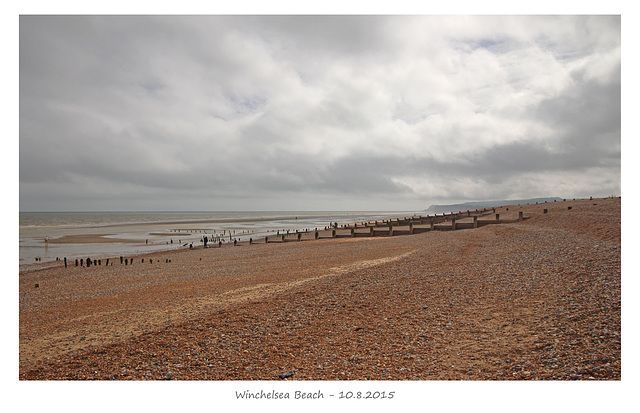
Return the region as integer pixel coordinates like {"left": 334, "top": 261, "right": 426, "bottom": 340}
{"left": 19, "top": 210, "right": 418, "bottom": 266}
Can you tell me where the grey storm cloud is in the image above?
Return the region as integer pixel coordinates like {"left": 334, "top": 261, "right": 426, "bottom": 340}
{"left": 19, "top": 15, "right": 621, "bottom": 211}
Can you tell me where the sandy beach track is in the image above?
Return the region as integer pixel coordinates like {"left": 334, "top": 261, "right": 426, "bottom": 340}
{"left": 19, "top": 197, "right": 621, "bottom": 380}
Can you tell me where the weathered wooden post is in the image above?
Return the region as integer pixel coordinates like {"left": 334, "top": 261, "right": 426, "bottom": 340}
{"left": 315, "top": 231, "right": 319, "bottom": 240}
{"left": 351, "top": 228, "right": 355, "bottom": 237}
{"left": 250, "top": 238, "right": 253, "bottom": 245}
{"left": 430, "top": 219, "right": 435, "bottom": 231}
{"left": 234, "top": 239, "right": 238, "bottom": 246}
{"left": 451, "top": 218, "right": 456, "bottom": 230}
{"left": 332, "top": 229, "right": 336, "bottom": 238}
{"left": 265, "top": 236, "right": 269, "bottom": 244}
{"left": 298, "top": 233, "right": 302, "bottom": 241}
{"left": 388, "top": 224, "right": 394, "bottom": 236}
{"left": 519, "top": 211, "right": 523, "bottom": 222}
{"left": 473, "top": 216, "right": 478, "bottom": 228}
{"left": 370, "top": 226, "right": 374, "bottom": 237}
{"left": 495, "top": 214, "right": 500, "bottom": 223}
{"left": 64, "top": 257, "right": 67, "bottom": 268}
{"left": 409, "top": 222, "right": 414, "bottom": 234}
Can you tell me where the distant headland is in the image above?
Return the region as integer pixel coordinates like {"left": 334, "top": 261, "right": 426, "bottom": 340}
{"left": 424, "top": 197, "right": 564, "bottom": 214}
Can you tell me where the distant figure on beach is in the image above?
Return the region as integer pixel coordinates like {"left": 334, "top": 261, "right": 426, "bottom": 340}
{"left": 44, "top": 236, "right": 48, "bottom": 243}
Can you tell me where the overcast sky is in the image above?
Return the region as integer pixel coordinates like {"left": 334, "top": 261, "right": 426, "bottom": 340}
{"left": 19, "top": 15, "right": 621, "bottom": 212}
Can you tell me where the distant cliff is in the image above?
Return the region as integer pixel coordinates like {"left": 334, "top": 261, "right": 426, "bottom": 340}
{"left": 424, "top": 197, "right": 564, "bottom": 214}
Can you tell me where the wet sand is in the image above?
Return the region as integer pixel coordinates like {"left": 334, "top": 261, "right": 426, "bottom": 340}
{"left": 47, "top": 234, "right": 145, "bottom": 244}
{"left": 19, "top": 197, "right": 621, "bottom": 380}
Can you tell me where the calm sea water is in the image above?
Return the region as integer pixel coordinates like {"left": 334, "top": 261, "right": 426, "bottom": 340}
{"left": 19, "top": 211, "right": 417, "bottom": 265}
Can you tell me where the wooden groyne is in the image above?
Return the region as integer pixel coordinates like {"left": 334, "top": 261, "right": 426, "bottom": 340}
{"left": 208, "top": 196, "right": 616, "bottom": 245}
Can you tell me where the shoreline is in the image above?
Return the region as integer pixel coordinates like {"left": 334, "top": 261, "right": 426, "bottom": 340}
{"left": 19, "top": 210, "right": 418, "bottom": 266}
{"left": 19, "top": 197, "right": 621, "bottom": 380}
{"left": 19, "top": 199, "right": 586, "bottom": 268}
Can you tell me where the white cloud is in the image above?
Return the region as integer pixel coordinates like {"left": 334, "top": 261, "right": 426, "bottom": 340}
{"left": 19, "top": 15, "right": 621, "bottom": 211}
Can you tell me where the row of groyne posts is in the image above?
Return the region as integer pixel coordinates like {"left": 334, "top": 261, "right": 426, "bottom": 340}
{"left": 254, "top": 206, "right": 526, "bottom": 244}
{"left": 55, "top": 255, "right": 172, "bottom": 269}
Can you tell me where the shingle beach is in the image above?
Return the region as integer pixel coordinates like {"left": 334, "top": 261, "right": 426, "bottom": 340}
{"left": 19, "top": 197, "right": 621, "bottom": 380}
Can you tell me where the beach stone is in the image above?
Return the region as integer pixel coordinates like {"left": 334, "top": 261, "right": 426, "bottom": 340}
{"left": 279, "top": 371, "right": 295, "bottom": 379}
